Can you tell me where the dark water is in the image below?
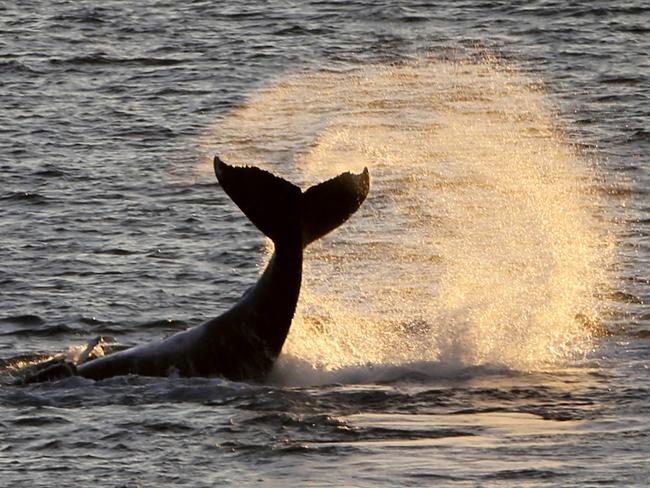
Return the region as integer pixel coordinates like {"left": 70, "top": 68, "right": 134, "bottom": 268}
{"left": 1, "top": 1, "right": 649, "bottom": 486}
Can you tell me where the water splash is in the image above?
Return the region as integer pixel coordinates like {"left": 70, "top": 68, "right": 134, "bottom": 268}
{"left": 200, "top": 58, "right": 613, "bottom": 377}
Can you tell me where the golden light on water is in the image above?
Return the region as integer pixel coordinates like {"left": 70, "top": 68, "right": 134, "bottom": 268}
{"left": 200, "top": 59, "right": 614, "bottom": 377}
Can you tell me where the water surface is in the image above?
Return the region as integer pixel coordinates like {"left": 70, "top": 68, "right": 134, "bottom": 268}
{"left": 1, "top": 1, "right": 648, "bottom": 486}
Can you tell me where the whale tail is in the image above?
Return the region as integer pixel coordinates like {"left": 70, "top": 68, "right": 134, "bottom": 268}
{"left": 214, "top": 156, "right": 369, "bottom": 247}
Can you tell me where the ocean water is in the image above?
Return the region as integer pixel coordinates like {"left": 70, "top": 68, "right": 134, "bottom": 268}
{"left": 1, "top": 1, "right": 648, "bottom": 486}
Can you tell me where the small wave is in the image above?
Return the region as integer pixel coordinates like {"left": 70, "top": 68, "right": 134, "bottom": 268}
{"left": 619, "top": 24, "right": 650, "bottom": 34}
{"left": 0, "top": 59, "right": 42, "bottom": 75}
{"left": 0, "top": 314, "right": 45, "bottom": 326}
{"left": 145, "top": 249, "right": 180, "bottom": 260}
{"left": 400, "top": 14, "right": 430, "bottom": 23}
{"left": 91, "top": 248, "right": 135, "bottom": 256}
{"left": 598, "top": 74, "right": 646, "bottom": 86}
{"left": 360, "top": 425, "right": 472, "bottom": 442}
{"left": 118, "top": 419, "right": 195, "bottom": 434}
{"left": 153, "top": 87, "right": 212, "bottom": 97}
{"left": 483, "top": 468, "right": 564, "bottom": 481}
{"left": 31, "top": 166, "right": 70, "bottom": 178}
{"left": 0, "top": 323, "right": 79, "bottom": 337}
{"left": 111, "top": 126, "right": 178, "bottom": 146}
{"left": 29, "top": 439, "right": 64, "bottom": 451}
{"left": 273, "top": 25, "right": 334, "bottom": 36}
{"left": 210, "top": 10, "right": 266, "bottom": 20}
{"left": 76, "top": 316, "right": 115, "bottom": 328}
{"left": 237, "top": 410, "right": 473, "bottom": 447}
{"left": 0, "top": 192, "right": 49, "bottom": 204}
{"left": 13, "top": 415, "right": 71, "bottom": 427}
{"left": 49, "top": 53, "right": 185, "bottom": 67}
{"left": 115, "top": 126, "right": 175, "bottom": 139}
{"left": 50, "top": 7, "right": 108, "bottom": 24}
{"left": 520, "top": 406, "right": 587, "bottom": 422}
{"left": 213, "top": 439, "right": 346, "bottom": 458}
{"left": 549, "top": 5, "right": 641, "bottom": 18}
{"left": 137, "top": 319, "right": 189, "bottom": 330}
{"left": 269, "top": 356, "right": 514, "bottom": 387}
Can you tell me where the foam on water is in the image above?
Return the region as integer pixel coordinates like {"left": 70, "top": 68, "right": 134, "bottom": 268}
{"left": 200, "top": 58, "right": 614, "bottom": 382}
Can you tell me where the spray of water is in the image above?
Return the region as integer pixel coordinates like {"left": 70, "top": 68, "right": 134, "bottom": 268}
{"left": 200, "top": 59, "right": 612, "bottom": 379}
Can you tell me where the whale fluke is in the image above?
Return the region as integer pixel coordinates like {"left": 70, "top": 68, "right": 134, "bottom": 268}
{"left": 213, "top": 156, "right": 370, "bottom": 247}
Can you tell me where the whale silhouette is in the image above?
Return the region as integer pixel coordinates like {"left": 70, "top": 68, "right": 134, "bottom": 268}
{"left": 18, "top": 156, "right": 369, "bottom": 384}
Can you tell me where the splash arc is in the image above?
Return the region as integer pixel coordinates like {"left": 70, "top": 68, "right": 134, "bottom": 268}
{"left": 21, "top": 156, "right": 370, "bottom": 383}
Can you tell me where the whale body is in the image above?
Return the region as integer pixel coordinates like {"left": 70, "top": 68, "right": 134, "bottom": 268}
{"left": 19, "top": 156, "right": 369, "bottom": 383}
